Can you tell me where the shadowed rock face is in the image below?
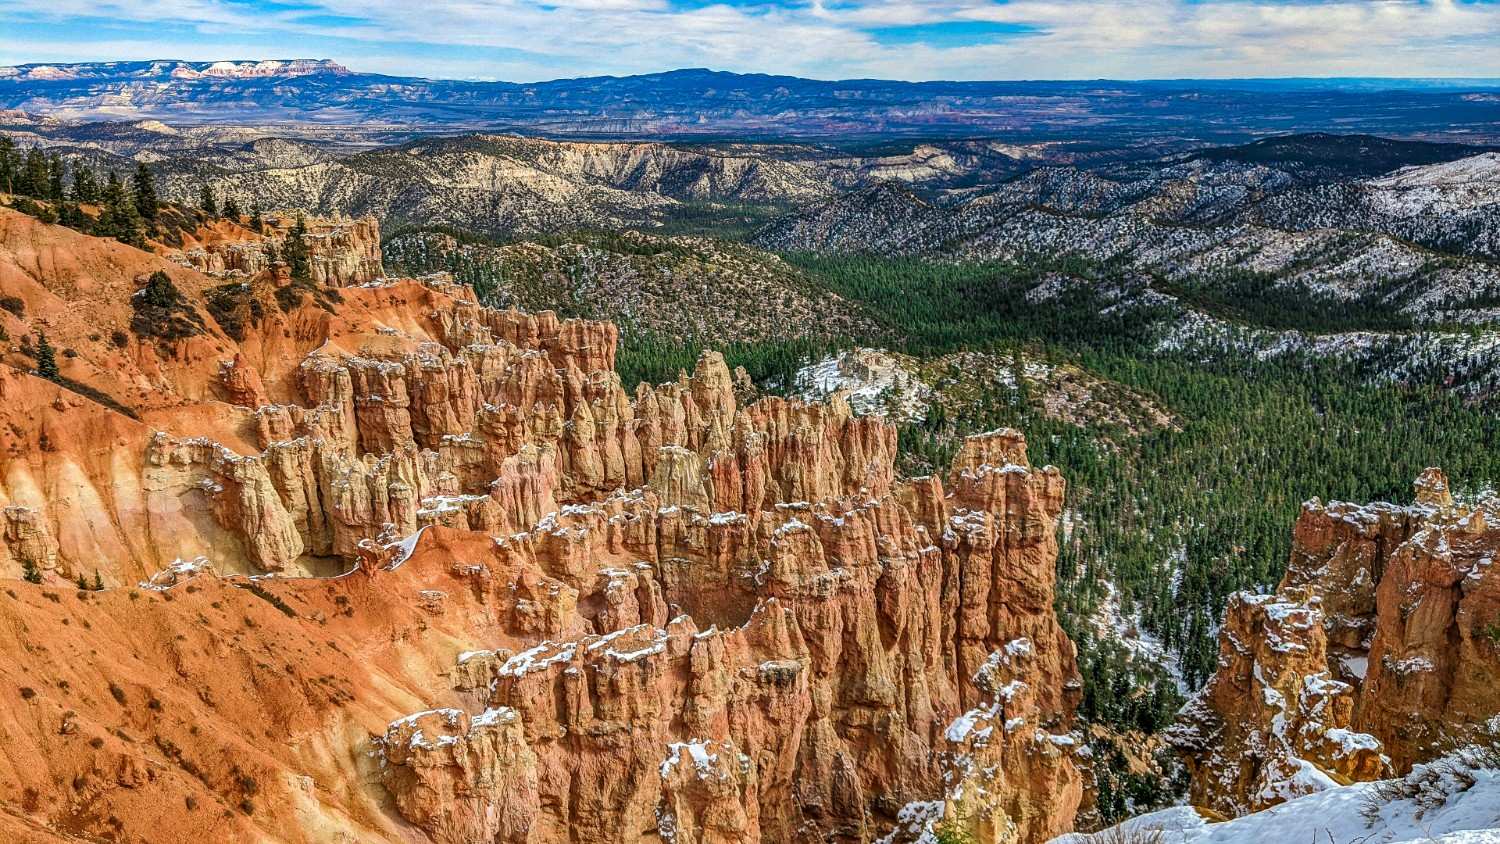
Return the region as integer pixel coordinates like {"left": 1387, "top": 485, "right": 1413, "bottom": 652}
{"left": 1173, "top": 468, "right": 1500, "bottom": 818}
{"left": 0, "top": 210, "right": 1083, "bottom": 843}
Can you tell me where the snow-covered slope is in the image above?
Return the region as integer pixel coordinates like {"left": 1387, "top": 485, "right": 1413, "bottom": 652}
{"left": 1370, "top": 152, "right": 1500, "bottom": 193}
{"left": 1055, "top": 747, "right": 1500, "bottom": 843}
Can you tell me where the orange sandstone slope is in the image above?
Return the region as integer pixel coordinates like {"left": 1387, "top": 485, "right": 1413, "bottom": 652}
{"left": 0, "top": 206, "right": 565, "bottom": 581}
{"left": 1172, "top": 469, "right": 1500, "bottom": 818}
{"left": 0, "top": 214, "right": 1084, "bottom": 843}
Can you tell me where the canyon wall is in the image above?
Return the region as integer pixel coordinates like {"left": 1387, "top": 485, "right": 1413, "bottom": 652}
{"left": 0, "top": 210, "right": 1083, "bottom": 843}
{"left": 1172, "top": 469, "right": 1500, "bottom": 816}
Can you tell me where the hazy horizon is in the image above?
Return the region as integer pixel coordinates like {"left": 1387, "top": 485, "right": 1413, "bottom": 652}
{"left": 5, "top": 57, "right": 1500, "bottom": 89}
{"left": 4, "top": 0, "right": 1499, "bottom": 84}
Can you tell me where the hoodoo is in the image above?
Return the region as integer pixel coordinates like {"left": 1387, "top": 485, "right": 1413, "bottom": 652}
{"left": 1172, "top": 469, "right": 1500, "bottom": 817}
{"left": 0, "top": 208, "right": 1082, "bottom": 843}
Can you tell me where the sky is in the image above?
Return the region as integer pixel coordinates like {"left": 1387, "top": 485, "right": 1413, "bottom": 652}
{"left": 2, "top": 0, "right": 1499, "bottom": 83}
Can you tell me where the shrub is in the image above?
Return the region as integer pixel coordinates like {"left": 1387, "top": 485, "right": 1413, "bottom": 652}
{"left": 1091, "top": 828, "right": 1165, "bottom": 844}
{"left": 0, "top": 296, "right": 23, "bottom": 317}
{"left": 130, "top": 271, "right": 206, "bottom": 341}
{"left": 1482, "top": 622, "right": 1500, "bottom": 647}
{"left": 1361, "top": 728, "right": 1500, "bottom": 823}
{"left": 204, "top": 283, "right": 264, "bottom": 341}
{"left": 932, "top": 822, "right": 976, "bottom": 844}
{"left": 273, "top": 277, "right": 340, "bottom": 315}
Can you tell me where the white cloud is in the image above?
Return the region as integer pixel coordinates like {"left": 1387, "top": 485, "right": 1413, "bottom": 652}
{"left": 1, "top": 0, "right": 1497, "bottom": 80}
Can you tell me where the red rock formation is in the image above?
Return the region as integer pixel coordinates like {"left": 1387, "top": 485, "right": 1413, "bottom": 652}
{"left": 0, "top": 427, "right": 1082, "bottom": 843}
{"left": 377, "top": 429, "right": 1080, "bottom": 844}
{"left": 0, "top": 213, "right": 1084, "bottom": 843}
{"left": 1174, "top": 469, "right": 1500, "bottom": 817}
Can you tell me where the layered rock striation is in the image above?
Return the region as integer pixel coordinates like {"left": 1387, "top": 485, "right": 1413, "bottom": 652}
{"left": 162, "top": 213, "right": 384, "bottom": 286}
{"left": 367, "top": 423, "right": 1081, "bottom": 844}
{"left": 1172, "top": 469, "right": 1500, "bottom": 817}
{"left": 0, "top": 210, "right": 1084, "bottom": 843}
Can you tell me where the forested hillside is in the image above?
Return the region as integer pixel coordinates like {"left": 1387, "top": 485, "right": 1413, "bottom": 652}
{"left": 774, "top": 252, "right": 1500, "bottom": 742}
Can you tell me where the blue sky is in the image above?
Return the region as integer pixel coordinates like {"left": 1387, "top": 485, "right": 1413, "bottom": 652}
{"left": 2, "top": 0, "right": 1498, "bottom": 82}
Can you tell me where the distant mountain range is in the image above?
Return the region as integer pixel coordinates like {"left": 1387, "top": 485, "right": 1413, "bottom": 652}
{"left": 3, "top": 60, "right": 1500, "bottom": 143}
{"left": 755, "top": 135, "right": 1500, "bottom": 331}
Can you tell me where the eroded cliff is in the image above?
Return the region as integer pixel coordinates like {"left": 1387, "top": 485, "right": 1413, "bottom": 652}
{"left": 1172, "top": 469, "right": 1500, "bottom": 817}
{"left": 160, "top": 213, "right": 384, "bottom": 286}
{"left": 0, "top": 210, "right": 1083, "bottom": 843}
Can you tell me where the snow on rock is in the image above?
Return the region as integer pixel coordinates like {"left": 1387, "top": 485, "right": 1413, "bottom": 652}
{"left": 946, "top": 702, "right": 1002, "bottom": 745}
{"left": 659, "top": 739, "right": 723, "bottom": 780}
{"left": 873, "top": 800, "right": 945, "bottom": 844}
{"left": 1175, "top": 473, "right": 1500, "bottom": 816}
{"left": 139, "top": 556, "right": 216, "bottom": 590}
{"left": 795, "top": 348, "right": 932, "bottom": 422}
{"left": 1054, "top": 747, "right": 1500, "bottom": 843}
{"left": 496, "top": 640, "right": 578, "bottom": 677}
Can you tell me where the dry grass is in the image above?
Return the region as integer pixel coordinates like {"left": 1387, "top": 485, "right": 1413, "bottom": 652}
{"left": 1057, "top": 825, "right": 1166, "bottom": 844}
{"left": 1360, "top": 724, "right": 1500, "bottom": 823}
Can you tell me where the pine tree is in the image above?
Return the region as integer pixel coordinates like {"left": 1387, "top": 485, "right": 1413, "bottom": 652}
{"left": 71, "top": 164, "right": 100, "bottom": 204}
{"left": 21, "top": 148, "right": 48, "bottom": 198}
{"left": 140, "top": 271, "right": 179, "bottom": 308}
{"left": 0, "top": 136, "right": 15, "bottom": 194}
{"left": 286, "top": 215, "right": 311, "bottom": 281}
{"left": 34, "top": 330, "right": 59, "bottom": 381}
{"left": 199, "top": 184, "right": 218, "bottom": 216}
{"left": 59, "top": 202, "right": 90, "bottom": 232}
{"left": 22, "top": 558, "right": 42, "bottom": 584}
{"left": 99, "top": 171, "right": 144, "bottom": 247}
{"left": 132, "top": 162, "right": 158, "bottom": 221}
{"left": 249, "top": 204, "right": 263, "bottom": 231}
{"left": 47, "top": 153, "right": 65, "bottom": 202}
{"left": 222, "top": 195, "right": 242, "bottom": 221}
{"left": 100, "top": 172, "right": 126, "bottom": 229}
{"left": 93, "top": 570, "right": 105, "bottom": 591}
{"left": 76, "top": 572, "right": 89, "bottom": 590}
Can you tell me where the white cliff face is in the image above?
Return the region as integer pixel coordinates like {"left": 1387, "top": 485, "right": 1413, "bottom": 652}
{"left": 795, "top": 349, "right": 933, "bottom": 423}
{"left": 0, "top": 60, "right": 348, "bottom": 81}
{"left": 152, "top": 137, "right": 826, "bottom": 238}
{"left": 794, "top": 347, "right": 1174, "bottom": 434}
{"left": 192, "top": 60, "right": 349, "bottom": 79}
{"left": 163, "top": 215, "right": 384, "bottom": 287}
